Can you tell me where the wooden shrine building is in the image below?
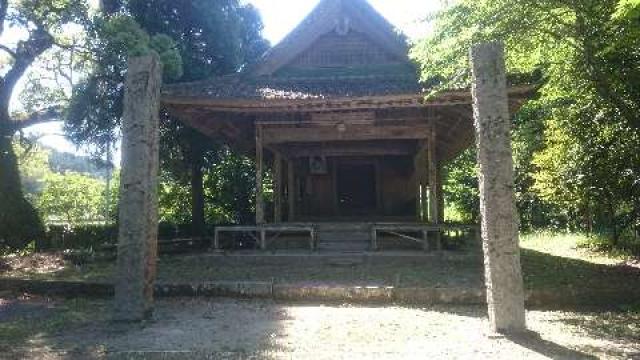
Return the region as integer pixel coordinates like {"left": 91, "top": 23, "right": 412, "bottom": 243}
{"left": 161, "top": 0, "right": 532, "bottom": 250}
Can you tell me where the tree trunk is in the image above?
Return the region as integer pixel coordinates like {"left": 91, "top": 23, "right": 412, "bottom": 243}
{"left": 0, "top": 119, "right": 45, "bottom": 251}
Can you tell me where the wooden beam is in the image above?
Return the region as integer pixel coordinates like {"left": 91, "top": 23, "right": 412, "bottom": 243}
{"left": 277, "top": 142, "right": 416, "bottom": 158}
{"left": 256, "top": 125, "right": 265, "bottom": 224}
{"left": 262, "top": 124, "right": 430, "bottom": 144}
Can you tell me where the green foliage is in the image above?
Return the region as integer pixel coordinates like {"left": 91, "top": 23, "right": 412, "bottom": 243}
{"left": 94, "top": 15, "right": 183, "bottom": 79}
{"left": 126, "top": 0, "right": 269, "bottom": 81}
{"left": 443, "top": 149, "right": 479, "bottom": 223}
{"left": 413, "top": 0, "right": 640, "bottom": 247}
{"left": 64, "top": 1, "right": 269, "bottom": 230}
{"left": 614, "top": 0, "right": 640, "bottom": 20}
{"left": 9, "top": 0, "right": 89, "bottom": 30}
{"left": 13, "top": 139, "right": 51, "bottom": 197}
{"left": 38, "top": 171, "right": 106, "bottom": 225}
{"left": 65, "top": 14, "right": 183, "bottom": 151}
{"left": 203, "top": 149, "right": 256, "bottom": 225}
{"left": 1, "top": 0, "right": 92, "bottom": 252}
{"left": 158, "top": 147, "right": 256, "bottom": 225}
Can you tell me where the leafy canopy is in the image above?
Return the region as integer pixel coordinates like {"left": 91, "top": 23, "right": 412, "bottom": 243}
{"left": 412, "top": 0, "right": 640, "bottom": 242}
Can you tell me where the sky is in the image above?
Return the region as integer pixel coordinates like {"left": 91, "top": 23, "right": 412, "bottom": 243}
{"left": 22, "top": 0, "right": 443, "bottom": 160}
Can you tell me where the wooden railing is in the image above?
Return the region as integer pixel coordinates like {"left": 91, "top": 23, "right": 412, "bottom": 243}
{"left": 370, "top": 223, "right": 481, "bottom": 251}
{"left": 214, "top": 224, "right": 316, "bottom": 251}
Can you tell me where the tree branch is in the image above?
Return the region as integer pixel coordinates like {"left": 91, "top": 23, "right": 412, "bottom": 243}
{"left": 10, "top": 106, "right": 63, "bottom": 133}
{"left": 0, "top": 27, "right": 54, "bottom": 107}
{"left": 0, "top": 0, "right": 8, "bottom": 37}
{"left": 0, "top": 44, "right": 16, "bottom": 59}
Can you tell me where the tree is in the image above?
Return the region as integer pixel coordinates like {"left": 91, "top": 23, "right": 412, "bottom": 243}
{"left": 412, "top": 0, "right": 640, "bottom": 243}
{"left": 38, "top": 171, "right": 105, "bottom": 225}
{"left": 66, "top": 1, "right": 269, "bottom": 235}
{"left": 0, "top": 0, "right": 88, "bottom": 250}
{"left": 126, "top": 0, "right": 268, "bottom": 234}
{"left": 65, "top": 14, "right": 183, "bottom": 153}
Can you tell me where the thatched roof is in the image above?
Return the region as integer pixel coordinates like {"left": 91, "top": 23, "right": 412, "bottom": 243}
{"left": 162, "top": 73, "right": 420, "bottom": 101}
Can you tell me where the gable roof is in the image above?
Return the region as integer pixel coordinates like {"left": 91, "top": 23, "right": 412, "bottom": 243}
{"left": 162, "top": 0, "right": 420, "bottom": 103}
{"left": 252, "top": 0, "right": 411, "bottom": 76}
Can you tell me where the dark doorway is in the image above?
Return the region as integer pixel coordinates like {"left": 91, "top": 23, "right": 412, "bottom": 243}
{"left": 337, "top": 163, "right": 377, "bottom": 215}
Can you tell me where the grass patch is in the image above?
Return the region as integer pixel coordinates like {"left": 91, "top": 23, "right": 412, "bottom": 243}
{"left": 521, "top": 231, "right": 629, "bottom": 265}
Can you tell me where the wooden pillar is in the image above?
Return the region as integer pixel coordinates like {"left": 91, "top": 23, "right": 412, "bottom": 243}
{"left": 415, "top": 143, "right": 429, "bottom": 223}
{"left": 437, "top": 164, "right": 446, "bottom": 224}
{"left": 471, "top": 41, "right": 526, "bottom": 333}
{"left": 427, "top": 127, "right": 439, "bottom": 224}
{"left": 274, "top": 153, "right": 283, "bottom": 223}
{"left": 287, "top": 160, "right": 296, "bottom": 222}
{"left": 114, "top": 55, "right": 161, "bottom": 321}
{"left": 256, "top": 125, "right": 265, "bottom": 224}
{"left": 414, "top": 152, "right": 422, "bottom": 221}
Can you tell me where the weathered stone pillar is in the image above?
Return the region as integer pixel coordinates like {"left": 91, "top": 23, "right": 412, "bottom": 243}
{"left": 114, "top": 55, "right": 162, "bottom": 321}
{"left": 470, "top": 42, "right": 526, "bottom": 333}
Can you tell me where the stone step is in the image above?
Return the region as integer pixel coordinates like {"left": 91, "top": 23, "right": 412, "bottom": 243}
{"left": 316, "top": 232, "right": 371, "bottom": 242}
{"left": 317, "top": 241, "right": 370, "bottom": 252}
{"left": 315, "top": 223, "right": 371, "bottom": 232}
{"left": 323, "top": 257, "right": 366, "bottom": 266}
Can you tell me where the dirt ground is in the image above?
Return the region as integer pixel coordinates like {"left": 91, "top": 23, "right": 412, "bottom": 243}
{"left": 1, "top": 294, "right": 638, "bottom": 360}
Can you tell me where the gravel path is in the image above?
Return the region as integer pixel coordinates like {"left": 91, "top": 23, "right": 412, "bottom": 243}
{"left": 2, "top": 297, "right": 638, "bottom": 359}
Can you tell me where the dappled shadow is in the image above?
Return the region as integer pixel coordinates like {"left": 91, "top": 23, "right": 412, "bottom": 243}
{"left": 521, "top": 248, "right": 640, "bottom": 303}
{"left": 551, "top": 309, "right": 640, "bottom": 358}
{"left": 3, "top": 293, "right": 639, "bottom": 359}
{"left": 506, "top": 331, "right": 597, "bottom": 360}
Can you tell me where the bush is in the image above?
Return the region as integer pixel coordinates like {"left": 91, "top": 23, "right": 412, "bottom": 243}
{"left": 39, "top": 223, "right": 218, "bottom": 251}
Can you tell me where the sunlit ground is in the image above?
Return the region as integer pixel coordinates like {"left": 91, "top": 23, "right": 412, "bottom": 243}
{"left": 1, "top": 233, "right": 639, "bottom": 358}
{"left": 0, "top": 297, "right": 638, "bottom": 359}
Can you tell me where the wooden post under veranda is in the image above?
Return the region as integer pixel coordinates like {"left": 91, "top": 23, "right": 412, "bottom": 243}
{"left": 255, "top": 124, "right": 265, "bottom": 225}
{"left": 274, "top": 153, "right": 283, "bottom": 223}
{"left": 427, "top": 127, "right": 442, "bottom": 250}
{"left": 288, "top": 160, "right": 296, "bottom": 222}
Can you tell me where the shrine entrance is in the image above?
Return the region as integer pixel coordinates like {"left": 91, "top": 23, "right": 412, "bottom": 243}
{"left": 337, "top": 162, "right": 377, "bottom": 216}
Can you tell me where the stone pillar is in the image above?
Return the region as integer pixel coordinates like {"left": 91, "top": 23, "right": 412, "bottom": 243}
{"left": 114, "top": 55, "right": 162, "bottom": 321}
{"left": 470, "top": 42, "right": 526, "bottom": 333}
